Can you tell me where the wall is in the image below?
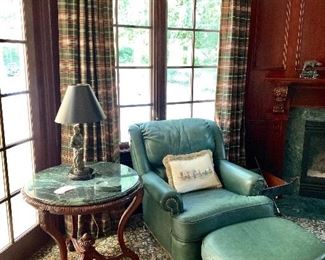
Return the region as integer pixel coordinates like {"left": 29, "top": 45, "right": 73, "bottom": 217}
{"left": 245, "top": 0, "right": 325, "bottom": 176}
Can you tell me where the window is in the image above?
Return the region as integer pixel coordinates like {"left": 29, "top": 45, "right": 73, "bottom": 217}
{"left": 113, "top": 0, "right": 152, "bottom": 142}
{"left": 114, "top": 0, "right": 221, "bottom": 142}
{"left": 0, "top": 0, "right": 37, "bottom": 252}
{"left": 166, "top": 0, "right": 220, "bottom": 120}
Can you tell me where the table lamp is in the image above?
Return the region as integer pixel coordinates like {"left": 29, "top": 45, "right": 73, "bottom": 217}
{"left": 55, "top": 83, "right": 106, "bottom": 180}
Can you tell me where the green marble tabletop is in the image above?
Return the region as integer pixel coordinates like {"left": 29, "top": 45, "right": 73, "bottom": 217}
{"left": 23, "top": 162, "right": 140, "bottom": 206}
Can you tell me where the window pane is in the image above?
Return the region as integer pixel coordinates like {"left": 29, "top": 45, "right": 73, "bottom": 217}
{"left": 0, "top": 202, "right": 10, "bottom": 251}
{"left": 193, "top": 68, "right": 217, "bottom": 101}
{"left": 196, "top": 0, "right": 221, "bottom": 30}
{"left": 167, "top": 30, "right": 193, "bottom": 66}
{"left": 0, "top": 0, "right": 24, "bottom": 40}
{"left": 0, "top": 43, "right": 28, "bottom": 94}
{"left": 117, "top": 0, "right": 150, "bottom": 26}
{"left": 167, "top": 68, "right": 191, "bottom": 102}
{"left": 12, "top": 193, "right": 37, "bottom": 239}
{"left": 2, "top": 94, "right": 32, "bottom": 145}
{"left": 194, "top": 32, "right": 219, "bottom": 66}
{"left": 120, "top": 106, "right": 151, "bottom": 142}
{"left": 168, "top": 0, "right": 193, "bottom": 28}
{"left": 0, "top": 154, "right": 4, "bottom": 200}
{"left": 167, "top": 104, "right": 191, "bottom": 120}
{"left": 119, "top": 69, "right": 151, "bottom": 105}
{"left": 193, "top": 102, "right": 215, "bottom": 120}
{"left": 7, "top": 141, "right": 34, "bottom": 193}
{"left": 118, "top": 28, "right": 150, "bottom": 66}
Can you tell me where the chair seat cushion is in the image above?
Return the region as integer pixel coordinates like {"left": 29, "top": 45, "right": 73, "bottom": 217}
{"left": 172, "top": 189, "right": 274, "bottom": 242}
{"left": 201, "top": 217, "right": 325, "bottom": 260}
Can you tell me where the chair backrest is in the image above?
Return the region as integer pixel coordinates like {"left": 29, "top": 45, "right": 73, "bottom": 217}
{"left": 129, "top": 118, "right": 226, "bottom": 180}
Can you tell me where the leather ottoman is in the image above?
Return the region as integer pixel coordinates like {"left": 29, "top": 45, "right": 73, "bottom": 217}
{"left": 201, "top": 217, "right": 325, "bottom": 260}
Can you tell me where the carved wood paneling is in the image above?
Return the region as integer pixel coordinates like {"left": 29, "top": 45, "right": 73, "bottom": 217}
{"left": 273, "top": 85, "right": 289, "bottom": 113}
{"left": 297, "top": 0, "right": 325, "bottom": 70}
{"left": 254, "top": 0, "right": 287, "bottom": 70}
{"left": 294, "top": 0, "right": 305, "bottom": 70}
{"left": 283, "top": 0, "right": 292, "bottom": 70}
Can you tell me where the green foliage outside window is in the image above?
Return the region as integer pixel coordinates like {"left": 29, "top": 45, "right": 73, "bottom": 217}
{"left": 2, "top": 46, "right": 20, "bottom": 76}
{"left": 119, "top": 47, "right": 134, "bottom": 63}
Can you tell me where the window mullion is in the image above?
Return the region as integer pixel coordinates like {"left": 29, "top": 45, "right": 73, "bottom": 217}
{"left": 190, "top": 0, "right": 198, "bottom": 118}
{"left": 114, "top": 1, "right": 120, "bottom": 107}
{"left": 0, "top": 97, "right": 14, "bottom": 244}
{"left": 152, "top": 0, "right": 167, "bottom": 120}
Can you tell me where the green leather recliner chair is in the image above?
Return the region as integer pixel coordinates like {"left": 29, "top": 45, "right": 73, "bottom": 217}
{"left": 129, "top": 118, "right": 275, "bottom": 260}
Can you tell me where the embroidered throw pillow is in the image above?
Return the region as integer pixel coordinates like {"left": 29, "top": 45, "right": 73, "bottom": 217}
{"left": 162, "top": 150, "right": 222, "bottom": 193}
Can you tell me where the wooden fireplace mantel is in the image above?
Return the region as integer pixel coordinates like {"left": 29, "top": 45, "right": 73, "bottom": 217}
{"left": 266, "top": 77, "right": 325, "bottom": 114}
{"left": 266, "top": 77, "right": 325, "bottom": 85}
{"left": 264, "top": 77, "right": 325, "bottom": 177}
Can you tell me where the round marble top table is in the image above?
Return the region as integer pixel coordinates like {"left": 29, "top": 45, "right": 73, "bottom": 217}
{"left": 22, "top": 162, "right": 143, "bottom": 260}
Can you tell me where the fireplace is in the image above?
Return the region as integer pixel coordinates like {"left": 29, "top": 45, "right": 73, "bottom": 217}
{"left": 283, "top": 108, "right": 325, "bottom": 199}
{"left": 300, "top": 121, "right": 325, "bottom": 198}
{"left": 265, "top": 77, "right": 325, "bottom": 198}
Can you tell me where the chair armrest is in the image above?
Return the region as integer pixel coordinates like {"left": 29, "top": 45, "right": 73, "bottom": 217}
{"left": 217, "top": 160, "right": 266, "bottom": 196}
{"left": 142, "top": 171, "right": 184, "bottom": 215}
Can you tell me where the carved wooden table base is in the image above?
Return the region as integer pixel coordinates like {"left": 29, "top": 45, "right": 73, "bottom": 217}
{"left": 38, "top": 188, "right": 143, "bottom": 260}
{"left": 22, "top": 162, "right": 143, "bottom": 260}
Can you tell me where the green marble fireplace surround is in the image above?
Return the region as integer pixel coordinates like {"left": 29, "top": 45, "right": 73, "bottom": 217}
{"left": 284, "top": 108, "right": 325, "bottom": 197}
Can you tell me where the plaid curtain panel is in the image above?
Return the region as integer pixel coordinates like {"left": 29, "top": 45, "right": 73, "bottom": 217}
{"left": 215, "top": 0, "right": 251, "bottom": 166}
{"left": 58, "top": 0, "right": 121, "bottom": 238}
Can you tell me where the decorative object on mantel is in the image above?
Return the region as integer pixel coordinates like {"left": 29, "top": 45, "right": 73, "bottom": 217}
{"left": 55, "top": 84, "right": 106, "bottom": 180}
{"left": 300, "top": 60, "right": 322, "bottom": 79}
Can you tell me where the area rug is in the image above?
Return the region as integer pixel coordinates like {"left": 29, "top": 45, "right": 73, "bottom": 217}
{"left": 30, "top": 214, "right": 171, "bottom": 260}
{"left": 30, "top": 196, "right": 325, "bottom": 260}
